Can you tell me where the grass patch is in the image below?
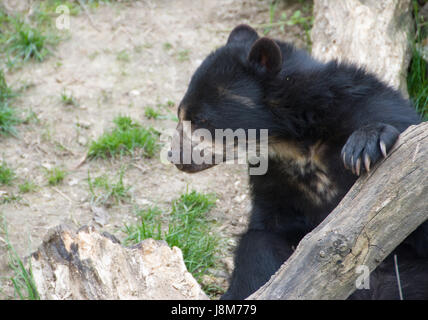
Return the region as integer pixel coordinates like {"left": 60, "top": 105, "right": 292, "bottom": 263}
{"left": 0, "top": 70, "right": 20, "bottom": 135}
{"left": 60, "top": 90, "right": 79, "bottom": 107}
{"left": 408, "top": 1, "right": 428, "bottom": 120}
{"left": 18, "top": 180, "right": 38, "bottom": 193}
{"left": 163, "top": 42, "right": 173, "bottom": 51}
{"left": 36, "top": 0, "right": 81, "bottom": 18}
{"left": 0, "top": 215, "right": 39, "bottom": 300}
{"left": 4, "top": 20, "right": 49, "bottom": 63}
{"left": 88, "top": 116, "right": 160, "bottom": 159}
{"left": 87, "top": 168, "right": 131, "bottom": 206}
{"left": 261, "top": 0, "right": 313, "bottom": 50}
{"left": 22, "top": 109, "right": 40, "bottom": 125}
{"left": 408, "top": 51, "right": 428, "bottom": 119}
{"left": 0, "top": 160, "right": 15, "bottom": 186}
{"left": 162, "top": 42, "right": 190, "bottom": 62}
{"left": 0, "top": 5, "right": 61, "bottom": 69}
{"left": 284, "top": 8, "right": 313, "bottom": 48}
{"left": 123, "top": 190, "right": 223, "bottom": 296}
{"left": 144, "top": 101, "right": 178, "bottom": 121}
{"left": 0, "top": 1, "right": 144, "bottom": 69}
{"left": 144, "top": 106, "right": 162, "bottom": 120}
{"left": 116, "top": 49, "right": 130, "bottom": 62}
{"left": 1, "top": 193, "right": 22, "bottom": 204}
{"left": 46, "top": 167, "right": 66, "bottom": 186}
{"left": 88, "top": 51, "right": 100, "bottom": 60}
{"left": 177, "top": 49, "right": 190, "bottom": 62}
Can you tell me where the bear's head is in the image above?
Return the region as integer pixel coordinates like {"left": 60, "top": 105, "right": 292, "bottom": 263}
{"left": 169, "top": 25, "right": 285, "bottom": 173}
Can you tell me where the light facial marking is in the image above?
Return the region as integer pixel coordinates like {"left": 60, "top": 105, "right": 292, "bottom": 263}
{"left": 178, "top": 105, "right": 186, "bottom": 122}
{"left": 218, "top": 87, "right": 256, "bottom": 108}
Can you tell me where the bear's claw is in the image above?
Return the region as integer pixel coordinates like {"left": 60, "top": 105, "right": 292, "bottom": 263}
{"left": 341, "top": 123, "right": 399, "bottom": 176}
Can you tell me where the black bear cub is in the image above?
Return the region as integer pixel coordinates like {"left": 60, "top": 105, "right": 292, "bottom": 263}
{"left": 171, "top": 24, "right": 428, "bottom": 299}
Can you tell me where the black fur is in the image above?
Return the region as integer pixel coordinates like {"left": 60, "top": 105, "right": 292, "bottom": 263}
{"left": 174, "top": 24, "right": 427, "bottom": 300}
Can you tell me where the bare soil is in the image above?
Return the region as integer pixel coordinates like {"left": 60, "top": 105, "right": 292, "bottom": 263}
{"left": 0, "top": 0, "right": 309, "bottom": 299}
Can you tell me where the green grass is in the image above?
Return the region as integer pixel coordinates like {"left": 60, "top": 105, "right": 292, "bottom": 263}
{"left": 88, "top": 116, "right": 160, "bottom": 159}
{"left": 163, "top": 42, "right": 173, "bottom": 51}
{"left": 144, "top": 106, "right": 162, "bottom": 120}
{"left": 18, "top": 180, "right": 38, "bottom": 193}
{"left": 144, "top": 101, "right": 177, "bottom": 121}
{"left": 5, "top": 21, "right": 49, "bottom": 63}
{"left": 46, "top": 167, "right": 67, "bottom": 186}
{"left": 0, "top": 70, "right": 19, "bottom": 136}
{"left": 87, "top": 168, "right": 131, "bottom": 205}
{"left": 162, "top": 42, "right": 190, "bottom": 62}
{"left": 22, "top": 109, "right": 40, "bottom": 125}
{"left": 177, "top": 49, "right": 190, "bottom": 62}
{"left": 1, "top": 193, "right": 22, "bottom": 204}
{"left": 284, "top": 9, "right": 313, "bottom": 48}
{"left": 0, "top": 7, "right": 59, "bottom": 69}
{"left": 124, "top": 206, "right": 163, "bottom": 240}
{"left": 60, "top": 90, "right": 79, "bottom": 107}
{"left": 408, "top": 1, "right": 428, "bottom": 120}
{"left": 123, "top": 190, "right": 223, "bottom": 296}
{"left": 408, "top": 49, "right": 428, "bottom": 119}
{"left": 116, "top": 49, "right": 130, "bottom": 62}
{"left": 0, "top": 2, "right": 67, "bottom": 136}
{"left": 36, "top": 0, "right": 81, "bottom": 18}
{"left": 261, "top": 0, "right": 313, "bottom": 49}
{"left": 0, "top": 215, "right": 39, "bottom": 300}
{"left": 0, "top": 0, "right": 107, "bottom": 69}
{"left": 88, "top": 51, "right": 100, "bottom": 60}
{"left": 263, "top": 0, "right": 279, "bottom": 35}
{"left": 165, "top": 100, "right": 175, "bottom": 108}
{"left": 86, "top": 0, "right": 115, "bottom": 9}
{"left": 0, "top": 161, "right": 15, "bottom": 186}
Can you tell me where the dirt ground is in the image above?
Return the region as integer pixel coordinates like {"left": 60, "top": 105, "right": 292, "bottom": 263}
{"left": 0, "top": 0, "right": 309, "bottom": 299}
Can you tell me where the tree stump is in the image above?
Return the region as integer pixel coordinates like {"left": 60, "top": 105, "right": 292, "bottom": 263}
{"left": 31, "top": 225, "right": 208, "bottom": 300}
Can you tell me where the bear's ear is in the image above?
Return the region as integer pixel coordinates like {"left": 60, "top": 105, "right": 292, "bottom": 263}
{"left": 227, "top": 24, "right": 259, "bottom": 46}
{"left": 248, "top": 37, "right": 282, "bottom": 74}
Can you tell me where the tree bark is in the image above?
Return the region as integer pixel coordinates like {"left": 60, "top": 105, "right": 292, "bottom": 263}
{"left": 249, "top": 122, "right": 428, "bottom": 300}
{"left": 311, "top": 0, "right": 413, "bottom": 96}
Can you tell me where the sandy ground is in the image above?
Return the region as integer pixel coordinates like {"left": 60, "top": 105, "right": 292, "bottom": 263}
{"left": 0, "top": 0, "right": 309, "bottom": 299}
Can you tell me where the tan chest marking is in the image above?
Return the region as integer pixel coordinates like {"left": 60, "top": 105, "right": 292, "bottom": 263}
{"left": 269, "top": 140, "right": 338, "bottom": 205}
